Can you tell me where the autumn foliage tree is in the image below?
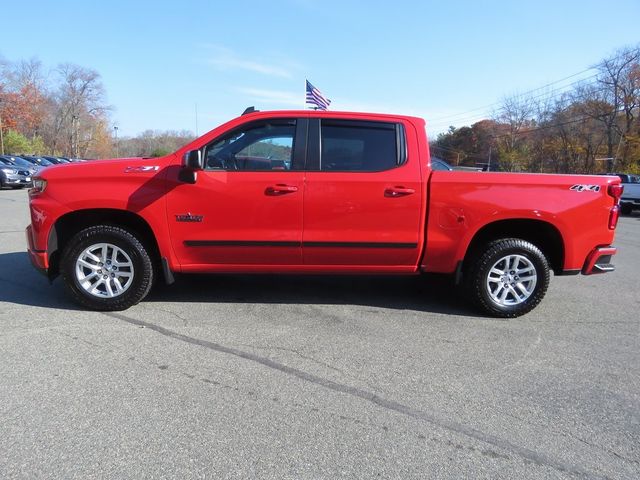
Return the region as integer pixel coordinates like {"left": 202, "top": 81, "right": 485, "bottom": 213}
{"left": 1, "top": 56, "right": 195, "bottom": 159}
{"left": 432, "top": 45, "right": 640, "bottom": 174}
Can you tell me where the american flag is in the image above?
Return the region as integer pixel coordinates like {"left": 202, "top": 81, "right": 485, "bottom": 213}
{"left": 305, "top": 80, "right": 331, "bottom": 110}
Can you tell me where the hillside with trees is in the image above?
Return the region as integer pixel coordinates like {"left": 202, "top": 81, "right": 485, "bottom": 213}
{"left": 0, "top": 57, "right": 193, "bottom": 159}
{"left": 2, "top": 47, "right": 638, "bottom": 170}
{"left": 431, "top": 46, "right": 640, "bottom": 174}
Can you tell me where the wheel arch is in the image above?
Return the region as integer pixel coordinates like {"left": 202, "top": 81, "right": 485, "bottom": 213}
{"left": 48, "top": 209, "right": 162, "bottom": 281}
{"left": 462, "top": 219, "right": 565, "bottom": 276}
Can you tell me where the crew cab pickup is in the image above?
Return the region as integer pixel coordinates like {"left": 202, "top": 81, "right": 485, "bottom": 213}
{"left": 26, "top": 110, "right": 622, "bottom": 317}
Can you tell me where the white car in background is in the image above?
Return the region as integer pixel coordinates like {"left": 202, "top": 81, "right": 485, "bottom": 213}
{"left": 619, "top": 175, "right": 640, "bottom": 214}
{"left": 606, "top": 173, "right": 640, "bottom": 214}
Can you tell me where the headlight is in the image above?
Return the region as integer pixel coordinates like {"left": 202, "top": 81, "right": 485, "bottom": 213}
{"left": 1, "top": 167, "right": 17, "bottom": 174}
{"left": 30, "top": 178, "right": 47, "bottom": 194}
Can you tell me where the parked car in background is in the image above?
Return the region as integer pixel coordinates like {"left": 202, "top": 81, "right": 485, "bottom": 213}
{"left": 602, "top": 173, "right": 640, "bottom": 214}
{"left": 430, "top": 156, "right": 454, "bottom": 171}
{"left": 604, "top": 173, "right": 639, "bottom": 184}
{"left": 42, "top": 156, "right": 70, "bottom": 165}
{"left": 619, "top": 175, "right": 640, "bottom": 215}
{"left": 430, "top": 156, "right": 482, "bottom": 172}
{"left": 0, "top": 155, "right": 39, "bottom": 175}
{"left": 0, "top": 157, "right": 33, "bottom": 189}
{"left": 19, "top": 155, "right": 54, "bottom": 168}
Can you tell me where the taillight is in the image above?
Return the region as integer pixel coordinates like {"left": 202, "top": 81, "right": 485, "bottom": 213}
{"left": 609, "top": 205, "right": 620, "bottom": 230}
{"left": 608, "top": 183, "right": 623, "bottom": 204}
{"left": 607, "top": 183, "right": 623, "bottom": 230}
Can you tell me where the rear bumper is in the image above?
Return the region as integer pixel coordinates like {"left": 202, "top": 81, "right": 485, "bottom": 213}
{"left": 26, "top": 225, "right": 49, "bottom": 275}
{"left": 620, "top": 198, "right": 640, "bottom": 207}
{"left": 582, "top": 246, "right": 616, "bottom": 275}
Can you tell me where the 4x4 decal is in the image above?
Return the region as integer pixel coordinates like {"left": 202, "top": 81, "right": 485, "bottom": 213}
{"left": 570, "top": 184, "right": 600, "bottom": 192}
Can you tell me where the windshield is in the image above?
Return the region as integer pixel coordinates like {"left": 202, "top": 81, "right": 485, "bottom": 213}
{"left": 9, "top": 157, "right": 34, "bottom": 168}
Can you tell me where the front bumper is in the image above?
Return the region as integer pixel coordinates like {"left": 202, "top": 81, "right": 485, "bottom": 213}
{"left": 3, "top": 174, "right": 33, "bottom": 186}
{"left": 26, "top": 225, "right": 48, "bottom": 275}
{"left": 582, "top": 246, "right": 617, "bottom": 275}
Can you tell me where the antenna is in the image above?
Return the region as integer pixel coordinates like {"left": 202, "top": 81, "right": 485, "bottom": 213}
{"left": 242, "top": 106, "right": 259, "bottom": 115}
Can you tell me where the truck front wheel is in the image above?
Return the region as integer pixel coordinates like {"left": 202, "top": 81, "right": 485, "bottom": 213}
{"left": 60, "top": 225, "right": 154, "bottom": 311}
{"left": 465, "top": 238, "right": 550, "bottom": 318}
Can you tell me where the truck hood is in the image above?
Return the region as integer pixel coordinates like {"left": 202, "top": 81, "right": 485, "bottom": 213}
{"left": 37, "top": 156, "right": 171, "bottom": 181}
{"left": 33, "top": 155, "right": 175, "bottom": 212}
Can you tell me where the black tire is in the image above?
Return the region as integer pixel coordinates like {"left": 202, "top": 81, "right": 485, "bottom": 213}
{"left": 620, "top": 203, "right": 632, "bottom": 215}
{"left": 60, "top": 225, "right": 154, "bottom": 311}
{"left": 465, "top": 238, "right": 550, "bottom": 318}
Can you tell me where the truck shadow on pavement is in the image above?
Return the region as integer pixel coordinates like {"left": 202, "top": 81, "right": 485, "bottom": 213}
{"left": 0, "top": 252, "right": 80, "bottom": 310}
{"left": 0, "top": 251, "right": 478, "bottom": 316}
{"left": 146, "top": 272, "right": 478, "bottom": 316}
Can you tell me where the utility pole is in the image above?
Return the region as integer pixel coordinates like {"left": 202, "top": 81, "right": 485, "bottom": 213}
{"left": 72, "top": 115, "right": 79, "bottom": 158}
{"left": 114, "top": 126, "right": 119, "bottom": 158}
{"left": 0, "top": 98, "right": 4, "bottom": 155}
{"left": 487, "top": 146, "right": 492, "bottom": 171}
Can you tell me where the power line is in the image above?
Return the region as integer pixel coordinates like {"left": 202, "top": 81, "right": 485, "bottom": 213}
{"left": 427, "top": 70, "right": 597, "bottom": 124}
{"left": 426, "top": 49, "right": 634, "bottom": 128}
{"left": 430, "top": 110, "right": 626, "bottom": 165}
{"left": 427, "top": 82, "right": 609, "bottom": 130}
{"left": 430, "top": 144, "right": 491, "bottom": 161}
{"left": 488, "top": 109, "right": 625, "bottom": 141}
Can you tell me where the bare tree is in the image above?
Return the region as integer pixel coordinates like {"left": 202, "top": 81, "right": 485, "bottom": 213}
{"left": 575, "top": 47, "right": 640, "bottom": 170}
{"left": 493, "top": 94, "right": 536, "bottom": 171}
{"left": 117, "top": 130, "right": 195, "bottom": 158}
{"left": 43, "top": 64, "right": 111, "bottom": 156}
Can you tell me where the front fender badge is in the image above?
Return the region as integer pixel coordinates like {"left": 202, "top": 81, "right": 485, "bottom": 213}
{"left": 124, "top": 166, "right": 160, "bottom": 173}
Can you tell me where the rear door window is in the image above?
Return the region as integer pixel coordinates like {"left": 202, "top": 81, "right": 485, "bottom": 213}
{"left": 319, "top": 120, "right": 404, "bottom": 172}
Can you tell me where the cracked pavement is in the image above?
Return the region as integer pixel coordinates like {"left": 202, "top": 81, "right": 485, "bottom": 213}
{"left": 0, "top": 188, "right": 639, "bottom": 479}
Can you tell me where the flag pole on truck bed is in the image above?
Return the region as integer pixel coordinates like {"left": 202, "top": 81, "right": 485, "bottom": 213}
{"left": 305, "top": 80, "right": 331, "bottom": 111}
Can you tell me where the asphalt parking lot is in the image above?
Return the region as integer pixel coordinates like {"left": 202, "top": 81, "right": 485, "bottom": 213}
{"left": 0, "top": 187, "right": 638, "bottom": 479}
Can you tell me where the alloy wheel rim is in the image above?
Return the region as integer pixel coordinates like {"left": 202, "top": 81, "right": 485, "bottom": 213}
{"left": 75, "top": 243, "right": 134, "bottom": 298}
{"left": 486, "top": 254, "right": 537, "bottom": 306}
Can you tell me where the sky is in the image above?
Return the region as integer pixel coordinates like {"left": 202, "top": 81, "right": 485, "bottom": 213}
{"left": 1, "top": 0, "right": 639, "bottom": 138}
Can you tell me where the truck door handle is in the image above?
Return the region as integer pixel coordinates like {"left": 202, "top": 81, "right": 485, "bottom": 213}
{"left": 385, "top": 186, "right": 415, "bottom": 197}
{"left": 265, "top": 184, "right": 299, "bottom": 195}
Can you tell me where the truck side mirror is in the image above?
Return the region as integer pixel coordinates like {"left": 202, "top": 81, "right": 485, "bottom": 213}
{"left": 183, "top": 150, "right": 203, "bottom": 170}
{"left": 179, "top": 150, "right": 203, "bottom": 184}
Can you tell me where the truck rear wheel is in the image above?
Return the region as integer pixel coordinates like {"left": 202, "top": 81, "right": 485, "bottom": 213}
{"left": 60, "top": 225, "right": 154, "bottom": 311}
{"left": 465, "top": 238, "right": 550, "bottom": 318}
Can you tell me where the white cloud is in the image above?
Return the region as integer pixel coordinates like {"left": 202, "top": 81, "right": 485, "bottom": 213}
{"left": 202, "top": 45, "right": 293, "bottom": 78}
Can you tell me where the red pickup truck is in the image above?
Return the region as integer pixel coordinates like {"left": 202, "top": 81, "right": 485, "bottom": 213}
{"left": 26, "top": 109, "right": 622, "bottom": 317}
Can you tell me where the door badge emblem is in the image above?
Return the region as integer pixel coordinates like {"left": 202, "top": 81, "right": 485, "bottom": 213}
{"left": 176, "top": 213, "right": 204, "bottom": 223}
